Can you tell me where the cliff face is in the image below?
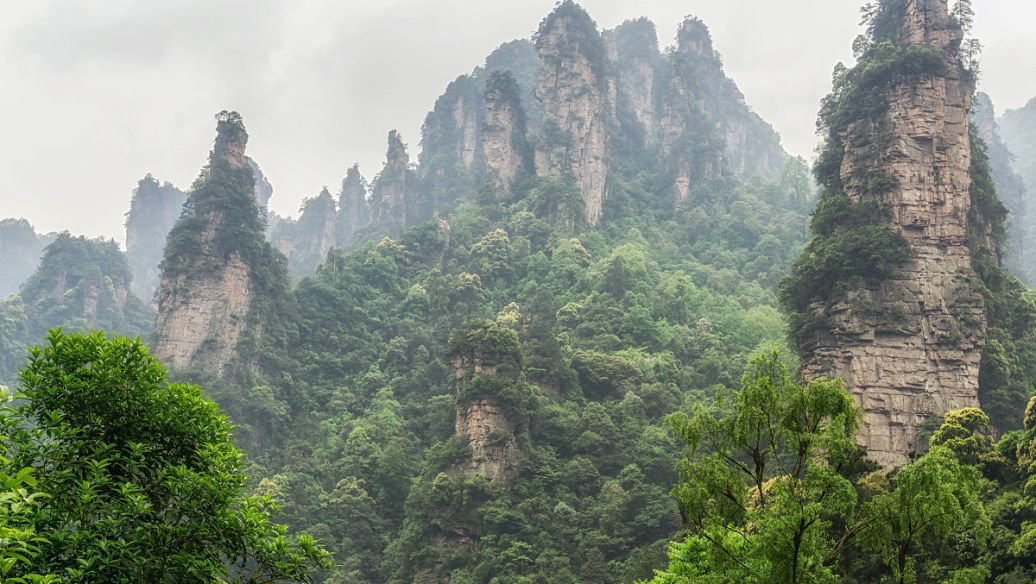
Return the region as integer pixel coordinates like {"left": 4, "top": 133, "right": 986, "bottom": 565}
{"left": 154, "top": 111, "right": 289, "bottom": 378}
{"left": 485, "top": 40, "right": 544, "bottom": 135}
{"left": 418, "top": 76, "right": 483, "bottom": 215}
{"left": 660, "top": 18, "right": 786, "bottom": 206}
{"left": 0, "top": 219, "right": 55, "bottom": 298}
{"left": 799, "top": 0, "right": 984, "bottom": 468}
{"left": 534, "top": 1, "right": 610, "bottom": 225}
{"left": 125, "top": 175, "right": 187, "bottom": 303}
{"left": 448, "top": 323, "right": 526, "bottom": 484}
{"left": 1000, "top": 98, "right": 1036, "bottom": 283}
{"left": 481, "top": 71, "right": 531, "bottom": 197}
{"left": 611, "top": 19, "right": 663, "bottom": 143}
{"left": 336, "top": 165, "right": 369, "bottom": 248}
{"left": 973, "top": 93, "right": 1027, "bottom": 280}
{"left": 368, "top": 131, "right": 419, "bottom": 236}
{"left": 271, "top": 189, "right": 338, "bottom": 279}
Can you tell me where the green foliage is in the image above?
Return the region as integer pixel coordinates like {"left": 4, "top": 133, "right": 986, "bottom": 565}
{"left": 781, "top": 224, "right": 909, "bottom": 313}
{"left": 0, "top": 330, "right": 330, "bottom": 582}
{"left": 647, "top": 352, "right": 859, "bottom": 584}
{"left": 0, "top": 451, "right": 55, "bottom": 584}
{"left": 930, "top": 408, "right": 997, "bottom": 466}
{"left": 859, "top": 447, "right": 991, "bottom": 584}
{"left": 0, "top": 234, "right": 154, "bottom": 385}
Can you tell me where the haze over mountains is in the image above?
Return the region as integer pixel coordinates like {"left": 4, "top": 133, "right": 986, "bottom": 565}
{"left": 2, "top": 0, "right": 1034, "bottom": 242}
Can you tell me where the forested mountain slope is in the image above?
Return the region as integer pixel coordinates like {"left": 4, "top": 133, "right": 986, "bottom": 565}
{"left": 5, "top": 1, "right": 1036, "bottom": 583}
{"left": 0, "top": 233, "right": 153, "bottom": 383}
{"left": 141, "top": 3, "right": 815, "bottom": 581}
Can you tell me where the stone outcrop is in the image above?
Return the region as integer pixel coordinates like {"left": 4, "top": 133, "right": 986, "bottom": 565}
{"left": 153, "top": 245, "right": 252, "bottom": 376}
{"left": 248, "top": 158, "right": 274, "bottom": 211}
{"left": 533, "top": 1, "right": 610, "bottom": 225}
{"left": 125, "top": 174, "right": 187, "bottom": 303}
{"left": 368, "top": 131, "right": 419, "bottom": 236}
{"left": 660, "top": 18, "right": 786, "bottom": 206}
{"left": 481, "top": 71, "right": 530, "bottom": 197}
{"left": 453, "top": 397, "right": 522, "bottom": 484}
{"left": 973, "top": 93, "right": 1026, "bottom": 279}
{"left": 801, "top": 0, "right": 984, "bottom": 468}
{"left": 448, "top": 324, "right": 526, "bottom": 484}
{"left": 611, "top": 19, "right": 663, "bottom": 142}
{"left": 336, "top": 164, "right": 368, "bottom": 248}
{"left": 270, "top": 188, "right": 338, "bottom": 279}
{"left": 154, "top": 111, "right": 282, "bottom": 378}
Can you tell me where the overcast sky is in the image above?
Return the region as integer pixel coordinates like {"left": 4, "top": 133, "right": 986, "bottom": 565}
{"left": 1, "top": 0, "right": 1033, "bottom": 243}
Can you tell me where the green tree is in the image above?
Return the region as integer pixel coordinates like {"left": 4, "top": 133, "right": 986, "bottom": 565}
{"left": 1, "top": 330, "right": 330, "bottom": 582}
{"left": 0, "top": 449, "right": 56, "bottom": 584}
{"left": 647, "top": 352, "right": 859, "bottom": 583}
{"left": 858, "top": 447, "right": 990, "bottom": 584}
{"left": 929, "top": 408, "right": 996, "bottom": 467}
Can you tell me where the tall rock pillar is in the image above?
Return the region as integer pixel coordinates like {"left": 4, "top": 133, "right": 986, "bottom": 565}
{"left": 533, "top": 1, "right": 610, "bottom": 226}
{"left": 153, "top": 111, "right": 290, "bottom": 378}
{"left": 797, "top": 0, "right": 985, "bottom": 468}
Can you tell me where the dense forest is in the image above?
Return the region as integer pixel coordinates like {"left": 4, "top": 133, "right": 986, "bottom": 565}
{"left": 2, "top": 0, "right": 1036, "bottom": 583}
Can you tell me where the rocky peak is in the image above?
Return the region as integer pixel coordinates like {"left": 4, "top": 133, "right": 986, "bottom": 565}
{"left": 277, "top": 188, "right": 338, "bottom": 279}
{"left": 0, "top": 233, "right": 154, "bottom": 382}
{"left": 447, "top": 322, "right": 526, "bottom": 484}
{"left": 484, "top": 39, "right": 544, "bottom": 133}
{"left": 418, "top": 75, "right": 483, "bottom": 216}
{"left": 795, "top": 0, "right": 984, "bottom": 468}
{"left": 675, "top": 17, "right": 714, "bottom": 58}
{"left": 481, "top": 71, "right": 531, "bottom": 197}
{"left": 336, "top": 164, "right": 369, "bottom": 248}
{"left": 20, "top": 234, "right": 150, "bottom": 330}
{"left": 368, "top": 131, "right": 418, "bottom": 236}
{"left": 125, "top": 174, "right": 187, "bottom": 303}
{"left": 533, "top": 0, "right": 610, "bottom": 225}
{"left": 214, "top": 110, "right": 249, "bottom": 169}
{"left": 611, "top": 18, "right": 663, "bottom": 140}
{"left": 154, "top": 111, "right": 289, "bottom": 378}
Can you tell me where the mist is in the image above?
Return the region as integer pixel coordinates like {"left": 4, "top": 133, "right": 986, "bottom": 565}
{"left": 1, "top": 0, "right": 1032, "bottom": 242}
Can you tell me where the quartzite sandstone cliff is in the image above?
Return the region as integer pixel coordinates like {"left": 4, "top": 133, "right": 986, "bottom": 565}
{"left": 449, "top": 327, "right": 525, "bottom": 484}
{"left": 153, "top": 112, "right": 269, "bottom": 377}
{"left": 125, "top": 175, "right": 187, "bottom": 303}
{"left": 369, "top": 131, "right": 419, "bottom": 236}
{"left": 534, "top": 1, "right": 610, "bottom": 225}
{"left": 801, "top": 0, "right": 985, "bottom": 468}
{"left": 481, "top": 72, "right": 531, "bottom": 197}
